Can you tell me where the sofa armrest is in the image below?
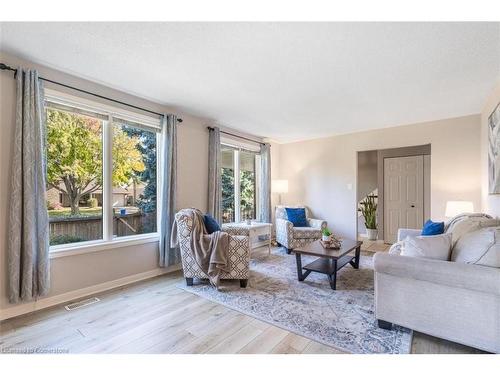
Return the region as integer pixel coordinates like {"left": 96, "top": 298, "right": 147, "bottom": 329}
{"left": 275, "top": 218, "right": 294, "bottom": 248}
{"left": 276, "top": 218, "right": 293, "bottom": 230}
{"left": 397, "top": 228, "right": 421, "bottom": 241}
{"left": 228, "top": 235, "right": 250, "bottom": 253}
{"left": 222, "top": 225, "right": 250, "bottom": 236}
{"left": 373, "top": 253, "right": 500, "bottom": 296}
{"left": 307, "top": 218, "right": 327, "bottom": 229}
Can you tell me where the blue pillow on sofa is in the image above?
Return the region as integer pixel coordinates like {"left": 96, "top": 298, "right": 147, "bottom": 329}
{"left": 204, "top": 214, "right": 221, "bottom": 234}
{"left": 285, "top": 207, "right": 308, "bottom": 227}
{"left": 421, "top": 220, "right": 444, "bottom": 236}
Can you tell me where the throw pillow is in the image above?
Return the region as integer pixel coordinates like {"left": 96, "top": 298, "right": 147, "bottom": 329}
{"left": 388, "top": 241, "right": 403, "bottom": 255}
{"left": 203, "top": 214, "right": 221, "bottom": 234}
{"left": 401, "top": 233, "right": 452, "bottom": 261}
{"left": 421, "top": 220, "right": 444, "bottom": 236}
{"left": 285, "top": 207, "right": 308, "bottom": 227}
{"left": 451, "top": 227, "right": 500, "bottom": 268}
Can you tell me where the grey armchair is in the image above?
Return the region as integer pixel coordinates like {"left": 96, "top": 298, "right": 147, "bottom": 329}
{"left": 275, "top": 205, "right": 327, "bottom": 254}
{"left": 174, "top": 209, "right": 251, "bottom": 287}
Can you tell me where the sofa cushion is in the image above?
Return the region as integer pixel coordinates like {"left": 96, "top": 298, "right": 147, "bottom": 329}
{"left": 451, "top": 227, "right": 500, "bottom": 268}
{"left": 293, "top": 227, "right": 321, "bottom": 239}
{"left": 421, "top": 220, "right": 444, "bottom": 236}
{"left": 401, "top": 233, "right": 452, "bottom": 261}
{"left": 285, "top": 207, "right": 308, "bottom": 227}
{"left": 388, "top": 242, "right": 402, "bottom": 255}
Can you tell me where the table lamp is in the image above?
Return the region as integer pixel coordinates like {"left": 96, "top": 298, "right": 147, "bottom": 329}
{"left": 272, "top": 179, "right": 288, "bottom": 205}
{"left": 445, "top": 201, "right": 474, "bottom": 218}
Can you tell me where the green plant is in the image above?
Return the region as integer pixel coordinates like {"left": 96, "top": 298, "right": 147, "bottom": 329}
{"left": 322, "top": 227, "right": 332, "bottom": 236}
{"left": 359, "top": 194, "right": 377, "bottom": 230}
{"left": 88, "top": 197, "right": 98, "bottom": 208}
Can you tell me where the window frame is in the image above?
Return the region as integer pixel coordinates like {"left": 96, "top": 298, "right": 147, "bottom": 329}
{"left": 221, "top": 139, "right": 261, "bottom": 223}
{"left": 45, "top": 89, "right": 162, "bottom": 255}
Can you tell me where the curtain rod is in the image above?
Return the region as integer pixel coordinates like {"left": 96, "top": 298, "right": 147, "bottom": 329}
{"left": 207, "top": 126, "right": 266, "bottom": 146}
{"left": 0, "top": 63, "right": 183, "bottom": 123}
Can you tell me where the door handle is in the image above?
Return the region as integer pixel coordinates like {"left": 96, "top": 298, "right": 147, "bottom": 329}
{"left": 410, "top": 205, "right": 415, "bottom": 208}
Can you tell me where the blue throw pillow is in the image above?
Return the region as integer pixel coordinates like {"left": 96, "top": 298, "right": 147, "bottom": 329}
{"left": 421, "top": 220, "right": 444, "bottom": 236}
{"left": 204, "top": 214, "right": 221, "bottom": 234}
{"left": 285, "top": 207, "right": 308, "bottom": 227}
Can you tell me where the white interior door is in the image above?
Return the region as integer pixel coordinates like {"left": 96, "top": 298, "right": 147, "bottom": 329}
{"left": 384, "top": 155, "right": 424, "bottom": 244}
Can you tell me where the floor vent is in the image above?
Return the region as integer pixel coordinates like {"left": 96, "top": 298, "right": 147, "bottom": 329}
{"left": 64, "top": 297, "right": 100, "bottom": 311}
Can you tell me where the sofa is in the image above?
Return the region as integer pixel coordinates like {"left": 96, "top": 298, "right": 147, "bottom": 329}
{"left": 275, "top": 205, "right": 327, "bottom": 254}
{"left": 174, "top": 209, "right": 251, "bottom": 287}
{"left": 373, "top": 214, "right": 500, "bottom": 353}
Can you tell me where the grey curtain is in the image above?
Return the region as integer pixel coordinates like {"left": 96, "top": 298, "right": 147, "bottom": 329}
{"left": 207, "top": 127, "right": 222, "bottom": 223}
{"left": 259, "top": 143, "right": 272, "bottom": 223}
{"left": 8, "top": 68, "right": 50, "bottom": 303}
{"left": 159, "top": 114, "right": 179, "bottom": 267}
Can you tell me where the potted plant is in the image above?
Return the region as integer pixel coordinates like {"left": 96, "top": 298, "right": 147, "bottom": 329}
{"left": 359, "top": 194, "right": 378, "bottom": 240}
{"left": 322, "top": 227, "right": 332, "bottom": 242}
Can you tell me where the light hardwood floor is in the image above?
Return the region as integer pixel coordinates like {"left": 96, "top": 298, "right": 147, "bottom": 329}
{"left": 359, "top": 239, "right": 391, "bottom": 252}
{"left": 0, "top": 250, "right": 485, "bottom": 354}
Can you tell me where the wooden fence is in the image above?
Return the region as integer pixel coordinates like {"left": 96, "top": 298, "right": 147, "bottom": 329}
{"left": 49, "top": 212, "right": 157, "bottom": 242}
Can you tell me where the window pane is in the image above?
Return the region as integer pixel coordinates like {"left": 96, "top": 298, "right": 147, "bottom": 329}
{"left": 221, "top": 147, "right": 235, "bottom": 223}
{"left": 112, "top": 123, "right": 157, "bottom": 237}
{"left": 45, "top": 108, "right": 103, "bottom": 246}
{"left": 240, "top": 150, "right": 256, "bottom": 221}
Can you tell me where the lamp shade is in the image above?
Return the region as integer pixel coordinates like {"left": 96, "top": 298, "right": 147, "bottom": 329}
{"left": 272, "top": 179, "right": 289, "bottom": 194}
{"left": 445, "top": 201, "right": 474, "bottom": 218}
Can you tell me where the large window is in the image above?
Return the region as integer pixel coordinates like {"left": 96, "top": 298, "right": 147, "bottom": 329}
{"left": 221, "top": 144, "right": 260, "bottom": 224}
{"left": 45, "top": 92, "right": 160, "bottom": 248}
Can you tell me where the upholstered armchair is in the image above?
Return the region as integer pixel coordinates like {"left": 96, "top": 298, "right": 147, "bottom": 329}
{"left": 275, "top": 205, "right": 327, "bottom": 254}
{"left": 174, "top": 209, "right": 251, "bottom": 287}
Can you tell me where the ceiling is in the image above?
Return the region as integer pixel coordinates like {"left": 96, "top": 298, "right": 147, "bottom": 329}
{"left": 1, "top": 22, "right": 499, "bottom": 143}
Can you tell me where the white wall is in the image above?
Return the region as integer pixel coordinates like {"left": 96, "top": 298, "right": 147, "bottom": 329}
{"left": 0, "top": 52, "right": 261, "bottom": 319}
{"left": 357, "top": 150, "right": 378, "bottom": 236}
{"left": 357, "top": 150, "right": 378, "bottom": 202}
{"left": 278, "top": 115, "right": 482, "bottom": 239}
{"left": 481, "top": 79, "right": 500, "bottom": 217}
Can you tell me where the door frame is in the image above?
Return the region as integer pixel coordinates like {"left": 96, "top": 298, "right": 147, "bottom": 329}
{"left": 377, "top": 144, "right": 431, "bottom": 243}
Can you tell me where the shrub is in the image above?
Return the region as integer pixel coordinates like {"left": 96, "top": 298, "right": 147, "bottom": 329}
{"left": 47, "top": 200, "right": 63, "bottom": 210}
{"left": 50, "top": 234, "right": 85, "bottom": 246}
{"left": 88, "top": 198, "right": 98, "bottom": 208}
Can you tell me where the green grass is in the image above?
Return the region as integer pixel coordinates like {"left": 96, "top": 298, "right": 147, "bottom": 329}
{"left": 48, "top": 207, "right": 102, "bottom": 218}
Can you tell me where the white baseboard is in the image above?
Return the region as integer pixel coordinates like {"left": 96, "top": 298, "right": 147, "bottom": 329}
{"left": 0, "top": 265, "right": 181, "bottom": 321}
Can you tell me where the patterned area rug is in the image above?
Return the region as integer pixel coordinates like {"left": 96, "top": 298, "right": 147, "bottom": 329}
{"left": 178, "top": 247, "right": 412, "bottom": 354}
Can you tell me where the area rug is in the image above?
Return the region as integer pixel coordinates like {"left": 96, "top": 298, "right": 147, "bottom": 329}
{"left": 178, "top": 247, "right": 412, "bottom": 354}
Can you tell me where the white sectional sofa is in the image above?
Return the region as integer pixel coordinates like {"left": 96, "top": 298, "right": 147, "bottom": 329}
{"left": 373, "top": 214, "right": 500, "bottom": 353}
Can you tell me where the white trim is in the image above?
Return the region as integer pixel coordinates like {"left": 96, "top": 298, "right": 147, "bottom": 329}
{"left": 156, "top": 130, "right": 163, "bottom": 236}
{"left": 221, "top": 135, "right": 261, "bottom": 153}
{"left": 255, "top": 153, "right": 262, "bottom": 221}
{"left": 0, "top": 265, "right": 181, "bottom": 321}
{"left": 49, "top": 233, "right": 159, "bottom": 258}
{"left": 103, "top": 117, "right": 113, "bottom": 241}
{"left": 233, "top": 149, "right": 241, "bottom": 222}
{"left": 44, "top": 88, "right": 162, "bottom": 130}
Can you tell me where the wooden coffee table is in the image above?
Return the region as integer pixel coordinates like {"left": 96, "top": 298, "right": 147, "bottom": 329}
{"left": 293, "top": 239, "right": 362, "bottom": 290}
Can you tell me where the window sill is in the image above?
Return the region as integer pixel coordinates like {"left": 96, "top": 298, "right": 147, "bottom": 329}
{"left": 49, "top": 233, "right": 160, "bottom": 259}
